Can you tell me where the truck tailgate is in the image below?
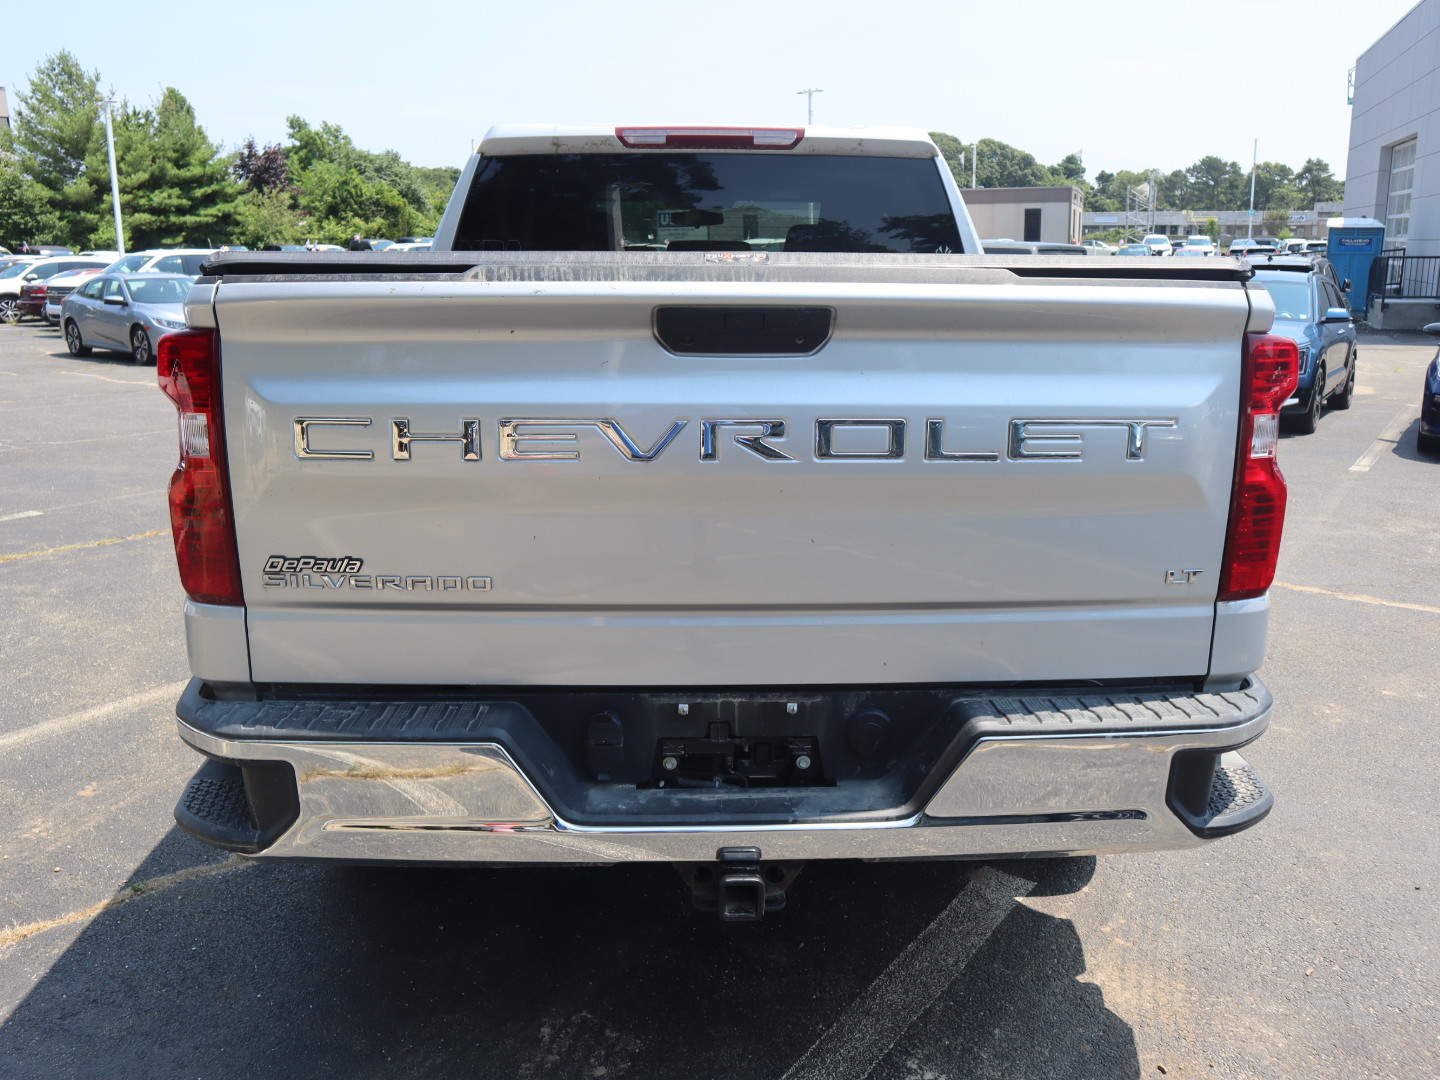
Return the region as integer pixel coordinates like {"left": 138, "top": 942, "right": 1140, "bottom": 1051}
{"left": 204, "top": 266, "right": 1258, "bottom": 686}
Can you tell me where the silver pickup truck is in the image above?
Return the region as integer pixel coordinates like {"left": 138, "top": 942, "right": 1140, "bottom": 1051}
{"left": 161, "top": 126, "right": 1298, "bottom": 919}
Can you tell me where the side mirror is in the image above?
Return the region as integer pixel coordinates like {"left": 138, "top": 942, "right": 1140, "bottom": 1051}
{"left": 102, "top": 295, "right": 127, "bottom": 306}
{"left": 1322, "top": 307, "right": 1352, "bottom": 323}
{"left": 23, "top": 273, "right": 37, "bottom": 281}
{"left": 1423, "top": 322, "right": 1440, "bottom": 337}
{"left": 1342, "top": 278, "right": 1351, "bottom": 291}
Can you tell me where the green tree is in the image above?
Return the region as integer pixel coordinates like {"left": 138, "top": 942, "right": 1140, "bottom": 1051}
{"left": 1087, "top": 170, "right": 1121, "bottom": 212}
{"left": 1185, "top": 156, "right": 1244, "bottom": 211}
{"left": 233, "top": 187, "right": 303, "bottom": 247}
{"left": 1161, "top": 169, "right": 1189, "bottom": 209}
{"left": 929, "top": 132, "right": 970, "bottom": 186}
{"left": 0, "top": 153, "right": 63, "bottom": 248}
{"left": 123, "top": 88, "right": 240, "bottom": 247}
{"left": 70, "top": 88, "right": 240, "bottom": 249}
{"left": 285, "top": 116, "right": 441, "bottom": 241}
{"left": 1251, "top": 161, "right": 1296, "bottom": 210}
{"left": 1294, "top": 158, "right": 1343, "bottom": 205}
{"left": 972, "top": 137, "right": 1054, "bottom": 188}
{"left": 9, "top": 51, "right": 102, "bottom": 199}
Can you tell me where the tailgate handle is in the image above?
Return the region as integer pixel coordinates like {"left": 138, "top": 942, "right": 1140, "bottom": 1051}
{"left": 654, "top": 307, "right": 833, "bottom": 356}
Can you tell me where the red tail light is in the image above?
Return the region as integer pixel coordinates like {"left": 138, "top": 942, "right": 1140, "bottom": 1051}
{"left": 157, "top": 330, "right": 243, "bottom": 606}
{"left": 1218, "top": 334, "right": 1299, "bottom": 601}
{"left": 615, "top": 126, "right": 804, "bottom": 150}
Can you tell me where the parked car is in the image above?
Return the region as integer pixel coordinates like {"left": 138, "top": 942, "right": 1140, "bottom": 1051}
{"left": 1419, "top": 322, "right": 1440, "bottom": 455}
{"left": 1245, "top": 252, "right": 1350, "bottom": 294}
{"left": 395, "top": 236, "right": 434, "bottom": 245}
{"left": 1079, "top": 239, "right": 1117, "bottom": 255}
{"left": 60, "top": 272, "right": 192, "bottom": 364}
{"left": 1179, "top": 236, "right": 1217, "bottom": 256}
{"left": 348, "top": 238, "right": 394, "bottom": 251}
{"left": 1250, "top": 264, "right": 1357, "bottom": 434}
{"left": 40, "top": 267, "right": 105, "bottom": 324}
{"left": 2, "top": 255, "right": 113, "bottom": 322}
{"left": 104, "top": 249, "right": 216, "bottom": 276}
{"left": 1140, "top": 234, "right": 1173, "bottom": 256}
{"left": 980, "top": 240, "right": 1087, "bottom": 254}
{"left": 387, "top": 241, "right": 434, "bottom": 252}
{"left": 1116, "top": 242, "right": 1151, "bottom": 256}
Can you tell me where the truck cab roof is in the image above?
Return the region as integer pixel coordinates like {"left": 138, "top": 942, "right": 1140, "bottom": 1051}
{"left": 476, "top": 125, "right": 940, "bottom": 158}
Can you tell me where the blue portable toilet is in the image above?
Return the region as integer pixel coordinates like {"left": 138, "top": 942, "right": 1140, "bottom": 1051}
{"left": 1325, "top": 218, "right": 1386, "bottom": 316}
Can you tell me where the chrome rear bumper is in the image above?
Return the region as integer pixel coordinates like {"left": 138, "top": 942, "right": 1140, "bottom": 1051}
{"left": 175, "top": 681, "right": 1273, "bottom": 863}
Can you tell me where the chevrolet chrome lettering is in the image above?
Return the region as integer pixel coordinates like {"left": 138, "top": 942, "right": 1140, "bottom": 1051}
{"left": 293, "top": 417, "right": 1178, "bottom": 463}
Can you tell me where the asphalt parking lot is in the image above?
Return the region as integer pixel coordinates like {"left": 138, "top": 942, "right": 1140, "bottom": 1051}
{"left": 1, "top": 318, "right": 1437, "bottom": 1079}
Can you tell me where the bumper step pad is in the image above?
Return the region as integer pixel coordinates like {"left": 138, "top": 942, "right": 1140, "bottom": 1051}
{"left": 1203, "top": 753, "right": 1274, "bottom": 835}
{"left": 175, "top": 759, "right": 265, "bottom": 854}
{"left": 1171, "top": 751, "right": 1274, "bottom": 839}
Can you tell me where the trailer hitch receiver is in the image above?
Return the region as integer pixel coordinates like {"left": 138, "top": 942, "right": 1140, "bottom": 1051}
{"left": 678, "top": 847, "right": 804, "bottom": 921}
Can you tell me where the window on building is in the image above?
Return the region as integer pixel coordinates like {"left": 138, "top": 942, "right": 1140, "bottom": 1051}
{"left": 1023, "top": 208, "right": 1041, "bottom": 242}
{"left": 1384, "top": 138, "right": 1416, "bottom": 250}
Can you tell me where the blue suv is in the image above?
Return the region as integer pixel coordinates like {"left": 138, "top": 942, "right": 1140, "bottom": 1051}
{"left": 1251, "top": 264, "right": 1357, "bottom": 434}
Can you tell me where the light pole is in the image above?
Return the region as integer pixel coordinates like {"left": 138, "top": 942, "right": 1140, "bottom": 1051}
{"left": 796, "top": 88, "right": 823, "bottom": 124}
{"left": 1248, "top": 139, "right": 1257, "bottom": 239}
{"left": 971, "top": 143, "right": 977, "bottom": 188}
{"left": 101, "top": 97, "right": 125, "bottom": 254}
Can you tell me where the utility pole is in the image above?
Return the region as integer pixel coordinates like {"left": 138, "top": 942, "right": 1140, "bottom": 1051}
{"left": 796, "top": 88, "right": 823, "bottom": 125}
{"left": 1248, "top": 139, "right": 1257, "bottom": 239}
{"left": 971, "top": 144, "right": 977, "bottom": 188}
{"left": 102, "top": 97, "right": 125, "bottom": 254}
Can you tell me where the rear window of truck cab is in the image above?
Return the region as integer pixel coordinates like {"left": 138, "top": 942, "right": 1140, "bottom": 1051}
{"left": 451, "top": 153, "right": 964, "bottom": 254}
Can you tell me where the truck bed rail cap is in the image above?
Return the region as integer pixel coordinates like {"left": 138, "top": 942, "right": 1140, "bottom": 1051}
{"left": 198, "top": 250, "right": 1254, "bottom": 286}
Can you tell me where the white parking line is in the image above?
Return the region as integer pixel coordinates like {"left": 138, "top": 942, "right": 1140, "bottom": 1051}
{"left": 0, "top": 681, "right": 187, "bottom": 754}
{"left": 1273, "top": 581, "right": 1440, "bottom": 615}
{"left": 58, "top": 370, "right": 153, "bottom": 387}
{"left": 780, "top": 868, "right": 1034, "bottom": 1080}
{"left": 1349, "top": 406, "right": 1417, "bottom": 472}
{"left": 0, "top": 510, "right": 44, "bottom": 523}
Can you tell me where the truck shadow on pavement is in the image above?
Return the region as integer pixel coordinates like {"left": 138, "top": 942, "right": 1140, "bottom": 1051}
{"left": 0, "top": 833, "right": 1140, "bottom": 1080}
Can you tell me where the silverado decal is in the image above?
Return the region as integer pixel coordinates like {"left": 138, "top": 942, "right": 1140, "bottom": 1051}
{"left": 261, "top": 555, "right": 490, "bottom": 592}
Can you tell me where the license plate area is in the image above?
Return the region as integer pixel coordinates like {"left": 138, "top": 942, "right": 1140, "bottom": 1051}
{"left": 651, "top": 723, "right": 828, "bottom": 789}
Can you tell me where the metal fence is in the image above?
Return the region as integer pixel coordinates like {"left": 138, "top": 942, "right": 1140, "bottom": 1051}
{"left": 1369, "top": 253, "right": 1440, "bottom": 305}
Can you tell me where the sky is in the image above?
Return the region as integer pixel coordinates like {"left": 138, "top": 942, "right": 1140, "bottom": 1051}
{"left": 0, "top": 0, "right": 1425, "bottom": 180}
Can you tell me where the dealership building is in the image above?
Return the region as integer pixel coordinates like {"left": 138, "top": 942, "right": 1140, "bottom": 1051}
{"left": 1343, "top": 0, "right": 1438, "bottom": 256}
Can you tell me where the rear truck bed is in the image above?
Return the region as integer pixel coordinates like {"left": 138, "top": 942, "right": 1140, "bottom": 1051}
{"left": 161, "top": 251, "right": 1292, "bottom": 913}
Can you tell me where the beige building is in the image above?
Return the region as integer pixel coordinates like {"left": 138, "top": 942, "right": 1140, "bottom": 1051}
{"left": 961, "top": 186, "right": 1084, "bottom": 244}
{"left": 1084, "top": 205, "right": 1343, "bottom": 245}
{"left": 0, "top": 86, "right": 10, "bottom": 131}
